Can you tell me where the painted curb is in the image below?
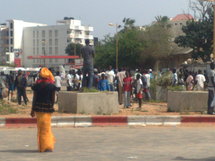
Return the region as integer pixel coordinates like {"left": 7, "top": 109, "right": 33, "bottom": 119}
{"left": 0, "top": 118, "right": 5, "bottom": 127}
{"left": 92, "top": 116, "right": 127, "bottom": 126}
{"left": 3, "top": 115, "right": 215, "bottom": 128}
{"left": 181, "top": 116, "right": 215, "bottom": 123}
{"left": 5, "top": 118, "right": 37, "bottom": 127}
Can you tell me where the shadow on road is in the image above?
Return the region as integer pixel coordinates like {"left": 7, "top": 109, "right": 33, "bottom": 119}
{"left": 175, "top": 156, "right": 215, "bottom": 161}
{"left": 0, "top": 149, "right": 38, "bottom": 153}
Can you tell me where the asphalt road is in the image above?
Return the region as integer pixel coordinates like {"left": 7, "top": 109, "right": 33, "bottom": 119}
{"left": 1, "top": 127, "right": 215, "bottom": 161}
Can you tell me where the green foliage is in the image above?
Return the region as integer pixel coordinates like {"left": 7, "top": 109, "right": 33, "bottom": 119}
{"left": 0, "top": 101, "right": 17, "bottom": 115}
{"left": 175, "top": 2, "right": 213, "bottom": 62}
{"left": 95, "top": 17, "right": 171, "bottom": 69}
{"left": 65, "top": 43, "right": 83, "bottom": 56}
{"left": 81, "top": 87, "right": 99, "bottom": 93}
{"left": 167, "top": 86, "right": 185, "bottom": 91}
{"left": 156, "top": 71, "right": 172, "bottom": 87}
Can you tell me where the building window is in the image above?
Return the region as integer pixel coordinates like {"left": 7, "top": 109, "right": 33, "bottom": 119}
{"left": 55, "top": 30, "right": 58, "bottom": 37}
{"left": 33, "top": 59, "right": 35, "bottom": 63}
{"left": 37, "top": 31, "right": 39, "bottom": 38}
{"left": 55, "top": 39, "right": 58, "bottom": 46}
{"left": 55, "top": 47, "right": 58, "bottom": 55}
{"left": 65, "top": 59, "right": 67, "bottom": 63}
{"left": 33, "top": 31, "right": 35, "bottom": 38}
{"left": 42, "top": 47, "right": 45, "bottom": 55}
{"left": 37, "top": 48, "right": 39, "bottom": 55}
{"left": 42, "top": 39, "right": 46, "bottom": 46}
{"left": 49, "top": 30, "right": 52, "bottom": 37}
{"left": 49, "top": 59, "right": 52, "bottom": 63}
{"left": 49, "top": 47, "right": 52, "bottom": 55}
{"left": 33, "top": 48, "right": 35, "bottom": 55}
{"left": 10, "top": 47, "right": 13, "bottom": 52}
{"left": 33, "top": 40, "right": 35, "bottom": 46}
{"left": 10, "top": 31, "right": 13, "bottom": 37}
{"left": 42, "top": 30, "right": 45, "bottom": 38}
{"left": 37, "top": 39, "right": 39, "bottom": 46}
{"left": 49, "top": 39, "right": 52, "bottom": 46}
{"left": 10, "top": 23, "right": 13, "bottom": 29}
{"left": 10, "top": 38, "right": 13, "bottom": 45}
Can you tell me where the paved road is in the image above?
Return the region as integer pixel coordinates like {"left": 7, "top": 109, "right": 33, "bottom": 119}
{"left": 1, "top": 127, "right": 215, "bottom": 161}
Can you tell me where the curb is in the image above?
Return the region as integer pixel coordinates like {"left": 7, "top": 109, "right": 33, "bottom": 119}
{"left": 1, "top": 115, "right": 215, "bottom": 128}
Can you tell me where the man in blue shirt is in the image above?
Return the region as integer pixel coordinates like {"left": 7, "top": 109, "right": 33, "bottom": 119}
{"left": 98, "top": 74, "right": 109, "bottom": 91}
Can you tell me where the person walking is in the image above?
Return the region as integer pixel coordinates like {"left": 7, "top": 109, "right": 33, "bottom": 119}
{"left": 31, "top": 67, "right": 56, "bottom": 152}
{"left": 14, "top": 70, "right": 28, "bottom": 105}
{"left": 81, "top": 39, "right": 95, "bottom": 88}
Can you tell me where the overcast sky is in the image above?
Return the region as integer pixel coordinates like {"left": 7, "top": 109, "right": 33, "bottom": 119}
{"left": 0, "top": 0, "right": 192, "bottom": 39}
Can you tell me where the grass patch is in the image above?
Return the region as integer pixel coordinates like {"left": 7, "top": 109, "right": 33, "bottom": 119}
{"left": 0, "top": 101, "right": 18, "bottom": 115}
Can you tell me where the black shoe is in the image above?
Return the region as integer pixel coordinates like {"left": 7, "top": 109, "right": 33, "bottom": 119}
{"left": 44, "top": 149, "right": 53, "bottom": 152}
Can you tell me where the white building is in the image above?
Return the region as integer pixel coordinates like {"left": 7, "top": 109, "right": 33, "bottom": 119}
{"left": 0, "top": 18, "right": 94, "bottom": 67}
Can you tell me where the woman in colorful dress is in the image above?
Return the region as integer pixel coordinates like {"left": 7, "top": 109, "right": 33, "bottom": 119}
{"left": 30, "top": 67, "right": 56, "bottom": 152}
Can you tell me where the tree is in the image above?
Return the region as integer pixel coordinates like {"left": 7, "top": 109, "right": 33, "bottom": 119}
{"left": 65, "top": 43, "right": 83, "bottom": 56}
{"left": 175, "top": 0, "right": 213, "bottom": 62}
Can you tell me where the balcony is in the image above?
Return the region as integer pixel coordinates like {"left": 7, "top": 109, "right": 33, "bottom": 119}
{"left": 84, "top": 26, "right": 93, "bottom": 32}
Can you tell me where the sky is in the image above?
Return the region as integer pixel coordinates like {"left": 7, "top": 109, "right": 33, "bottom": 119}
{"left": 0, "top": 0, "right": 192, "bottom": 39}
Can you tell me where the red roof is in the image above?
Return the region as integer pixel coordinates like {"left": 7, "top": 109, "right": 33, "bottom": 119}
{"left": 171, "top": 14, "right": 194, "bottom": 21}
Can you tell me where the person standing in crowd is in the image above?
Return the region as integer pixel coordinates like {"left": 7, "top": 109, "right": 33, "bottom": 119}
{"left": 136, "top": 74, "right": 143, "bottom": 109}
{"left": 207, "top": 62, "right": 215, "bottom": 114}
{"left": 81, "top": 39, "right": 95, "bottom": 88}
{"left": 98, "top": 73, "right": 109, "bottom": 91}
{"left": 15, "top": 70, "right": 28, "bottom": 105}
{"left": 171, "top": 68, "right": 178, "bottom": 86}
{"left": 143, "top": 69, "right": 151, "bottom": 100}
{"left": 31, "top": 67, "right": 56, "bottom": 152}
{"left": 106, "top": 66, "right": 115, "bottom": 91}
{"left": 93, "top": 69, "right": 99, "bottom": 89}
{"left": 0, "top": 72, "right": 6, "bottom": 100}
{"left": 195, "top": 70, "right": 206, "bottom": 91}
{"left": 116, "top": 68, "right": 126, "bottom": 105}
{"left": 123, "top": 71, "right": 132, "bottom": 108}
{"left": 54, "top": 71, "right": 62, "bottom": 102}
{"left": 7, "top": 71, "right": 15, "bottom": 101}
{"left": 186, "top": 71, "right": 194, "bottom": 91}
{"left": 66, "top": 70, "right": 73, "bottom": 91}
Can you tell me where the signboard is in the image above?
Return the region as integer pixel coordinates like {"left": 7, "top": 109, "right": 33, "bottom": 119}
{"left": 14, "top": 51, "right": 22, "bottom": 67}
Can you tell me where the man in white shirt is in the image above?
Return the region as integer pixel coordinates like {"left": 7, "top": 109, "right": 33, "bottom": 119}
{"left": 54, "top": 71, "right": 62, "bottom": 103}
{"left": 195, "top": 69, "right": 206, "bottom": 91}
{"left": 66, "top": 70, "right": 74, "bottom": 91}
{"left": 106, "top": 66, "right": 115, "bottom": 91}
{"left": 55, "top": 71, "right": 62, "bottom": 91}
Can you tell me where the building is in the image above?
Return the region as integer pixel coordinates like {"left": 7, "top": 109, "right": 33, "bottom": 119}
{"left": 0, "top": 17, "right": 94, "bottom": 68}
{"left": 156, "top": 14, "right": 194, "bottom": 70}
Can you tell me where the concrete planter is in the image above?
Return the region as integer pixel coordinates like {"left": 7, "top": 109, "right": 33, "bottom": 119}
{"left": 58, "top": 91, "right": 119, "bottom": 115}
{"left": 155, "top": 86, "right": 168, "bottom": 102}
{"left": 168, "top": 91, "right": 208, "bottom": 112}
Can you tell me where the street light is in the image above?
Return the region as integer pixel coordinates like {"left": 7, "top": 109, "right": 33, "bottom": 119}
{"left": 202, "top": 0, "right": 215, "bottom": 59}
{"left": 42, "top": 40, "right": 46, "bottom": 67}
{"left": 109, "top": 23, "right": 121, "bottom": 69}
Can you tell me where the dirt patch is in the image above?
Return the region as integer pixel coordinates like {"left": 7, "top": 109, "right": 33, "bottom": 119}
{"left": 0, "top": 90, "right": 203, "bottom": 118}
